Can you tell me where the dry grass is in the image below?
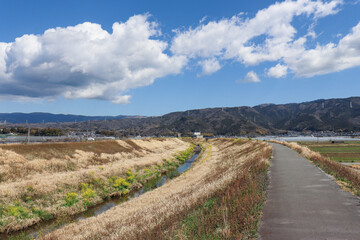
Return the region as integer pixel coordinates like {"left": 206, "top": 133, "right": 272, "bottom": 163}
{"left": 271, "top": 140, "right": 360, "bottom": 196}
{"left": 349, "top": 164, "right": 360, "bottom": 170}
{"left": 41, "top": 139, "right": 272, "bottom": 240}
{"left": 0, "top": 138, "right": 189, "bottom": 233}
{"left": 0, "top": 139, "right": 184, "bottom": 182}
{"left": 0, "top": 141, "right": 131, "bottom": 160}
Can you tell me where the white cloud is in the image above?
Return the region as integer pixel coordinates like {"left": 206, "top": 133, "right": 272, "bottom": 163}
{"left": 172, "top": 0, "right": 342, "bottom": 60}
{"left": 238, "top": 71, "right": 261, "bottom": 83}
{"left": 286, "top": 22, "right": 360, "bottom": 77}
{"left": 199, "top": 16, "right": 208, "bottom": 24}
{"left": 198, "top": 58, "right": 221, "bottom": 76}
{"left": 267, "top": 64, "right": 288, "bottom": 78}
{"left": 1, "top": 0, "right": 358, "bottom": 105}
{"left": 0, "top": 15, "right": 187, "bottom": 103}
{"left": 171, "top": 0, "right": 347, "bottom": 77}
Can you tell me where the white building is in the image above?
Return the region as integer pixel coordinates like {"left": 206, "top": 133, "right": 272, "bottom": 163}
{"left": 194, "top": 132, "right": 203, "bottom": 138}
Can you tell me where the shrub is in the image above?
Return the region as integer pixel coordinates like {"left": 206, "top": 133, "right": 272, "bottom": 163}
{"left": 6, "top": 201, "right": 29, "bottom": 219}
{"left": 31, "top": 207, "right": 52, "bottom": 220}
{"left": 126, "top": 169, "right": 135, "bottom": 183}
{"left": 81, "top": 187, "right": 96, "bottom": 199}
{"left": 64, "top": 192, "right": 78, "bottom": 207}
{"left": 113, "top": 177, "right": 130, "bottom": 191}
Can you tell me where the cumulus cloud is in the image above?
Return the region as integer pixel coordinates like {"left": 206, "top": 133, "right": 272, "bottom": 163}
{"left": 286, "top": 22, "right": 360, "bottom": 77}
{"left": 267, "top": 64, "right": 288, "bottom": 78}
{"left": 198, "top": 58, "right": 221, "bottom": 76}
{"left": 2, "top": 0, "right": 359, "bottom": 104}
{"left": 238, "top": 71, "right": 261, "bottom": 83}
{"left": 171, "top": 0, "right": 346, "bottom": 77}
{"left": 0, "top": 15, "right": 187, "bottom": 103}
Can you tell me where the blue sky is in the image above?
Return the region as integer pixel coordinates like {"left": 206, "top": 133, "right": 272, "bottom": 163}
{"left": 0, "top": 0, "right": 359, "bottom": 116}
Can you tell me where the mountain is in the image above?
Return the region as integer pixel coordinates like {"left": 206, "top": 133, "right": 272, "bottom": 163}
{"left": 253, "top": 97, "right": 360, "bottom": 131}
{"left": 0, "top": 112, "right": 141, "bottom": 124}
{"left": 66, "top": 97, "right": 360, "bottom": 136}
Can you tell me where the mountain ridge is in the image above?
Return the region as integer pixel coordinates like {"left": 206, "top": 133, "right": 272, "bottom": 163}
{"left": 60, "top": 96, "right": 359, "bottom": 136}
{"left": 0, "top": 112, "right": 142, "bottom": 124}
{"left": 2, "top": 97, "right": 359, "bottom": 136}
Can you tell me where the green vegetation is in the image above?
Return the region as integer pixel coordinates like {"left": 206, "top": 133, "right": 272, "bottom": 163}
{"left": 112, "top": 178, "right": 130, "bottom": 191}
{"left": 0, "top": 127, "right": 64, "bottom": 136}
{"left": 300, "top": 141, "right": 360, "bottom": 162}
{"left": 64, "top": 192, "right": 79, "bottom": 207}
{"left": 6, "top": 202, "right": 30, "bottom": 219}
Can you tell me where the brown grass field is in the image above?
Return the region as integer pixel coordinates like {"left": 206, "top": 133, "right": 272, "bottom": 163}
{"left": 0, "top": 138, "right": 190, "bottom": 233}
{"left": 41, "top": 138, "right": 272, "bottom": 240}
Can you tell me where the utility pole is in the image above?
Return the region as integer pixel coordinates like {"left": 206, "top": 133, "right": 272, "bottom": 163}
{"left": 26, "top": 120, "right": 30, "bottom": 144}
{"left": 27, "top": 125, "right": 30, "bottom": 144}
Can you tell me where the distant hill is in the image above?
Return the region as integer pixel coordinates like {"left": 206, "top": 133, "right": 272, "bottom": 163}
{"left": 66, "top": 97, "right": 360, "bottom": 136}
{"left": 0, "top": 112, "right": 141, "bottom": 124}
{"left": 253, "top": 97, "right": 360, "bottom": 132}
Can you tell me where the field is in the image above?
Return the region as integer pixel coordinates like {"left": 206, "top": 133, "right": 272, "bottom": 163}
{"left": 0, "top": 138, "right": 272, "bottom": 239}
{"left": 298, "top": 141, "right": 360, "bottom": 162}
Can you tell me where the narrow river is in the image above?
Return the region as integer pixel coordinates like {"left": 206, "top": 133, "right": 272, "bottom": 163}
{"left": 4, "top": 147, "right": 201, "bottom": 240}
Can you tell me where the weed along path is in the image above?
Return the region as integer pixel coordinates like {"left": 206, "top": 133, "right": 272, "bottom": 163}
{"left": 260, "top": 143, "right": 360, "bottom": 240}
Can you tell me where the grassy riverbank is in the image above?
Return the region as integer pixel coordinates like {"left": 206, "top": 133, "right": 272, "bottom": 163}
{"left": 0, "top": 138, "right": 190, "bottom": 233}
{"left": 42, "top": 139, "right": 272, "bottom": 240}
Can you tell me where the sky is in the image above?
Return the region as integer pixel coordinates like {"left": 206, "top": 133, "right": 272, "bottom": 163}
{"left": 0, "top": 0, "right": 360, "bottom": 116}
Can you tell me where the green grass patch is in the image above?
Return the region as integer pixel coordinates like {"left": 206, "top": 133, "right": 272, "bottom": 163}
{"left": 309, "top": 146, "right": 360, "bottom": 153}
{"left": 328, "top": 157, "right": 360, "bottom": 162}
{"left": 300, "top": 141, "right": 360, "bottom": 163}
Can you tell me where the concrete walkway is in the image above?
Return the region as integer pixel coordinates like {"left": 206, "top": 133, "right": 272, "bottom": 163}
{"left": 259, "top": 143, "right": 360, "bottom": 240}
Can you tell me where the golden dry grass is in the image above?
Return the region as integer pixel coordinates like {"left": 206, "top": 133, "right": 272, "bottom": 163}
{"left": 349, "top": 164, "right": 360, "bottom": 170}
{"left": 41, "top": 139, "right": 272, "bottom": 240}
{"left": 0, "top": 141, "right": 131, "bottom": 160}
{"left": 0, "top": 139, "right": 186, "bottom": 182}
{"left": 0, "top": 138, "right": 189, "bottom": 233}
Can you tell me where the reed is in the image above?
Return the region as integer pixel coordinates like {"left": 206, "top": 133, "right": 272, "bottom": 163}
{"left": 42, "top": 139, "right": 272, "bottom": 240}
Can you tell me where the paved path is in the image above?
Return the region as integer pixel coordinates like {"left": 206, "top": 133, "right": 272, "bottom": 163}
{"left": 259, "top": 143, "right": 360, "bottom": 240}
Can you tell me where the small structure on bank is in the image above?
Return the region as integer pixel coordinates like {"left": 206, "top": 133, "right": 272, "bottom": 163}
{"left": 193, "top": 132, "right": 203, "bottom": 138}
